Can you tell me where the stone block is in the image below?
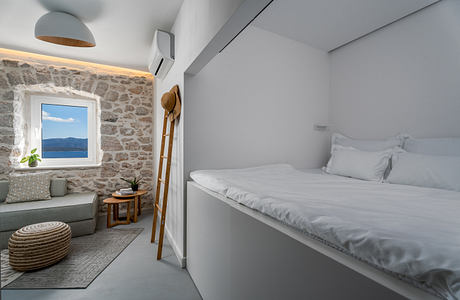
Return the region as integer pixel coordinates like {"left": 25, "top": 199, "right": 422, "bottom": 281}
{"left": 0, "top": 102, "right": 13, "bottom": 113}
{"left": 0, "top": 114, "right": 13, "bottom": 127}
{"left": 105, "top": 91, "right": 119, "bottom": 101}
{"left": 101, "top": 100, "right": 112, "bottom": 110}
{"left": 6, "top": 72, "right": 23, "bottom": 85}
{"left": 119, "top": 94, "right": 130, "bottom": 102}
{"left": 121, "top": 162, "right": 132, "bottom": 169}
{"left": 141, "top": 144, "right": 152, "bottom": 152}
{"left": 81, "top": 80, "right": 94, "bottom": 92}
{"left": 101, "top": 162, "right": 120, "bottom": 175}
{"left": 115, "top": 152, "right": 129, "bottom": 161}
{"left": 71, "top": 79, "right": 82, "bottom": 90}
{"left": 0, "top": 135, "right": 14, "bottom": 144}
{"left": 2, "top": 60, "right": 19, "bottom": 67}
{"left": 101, "top": 111, "right": 118, "bottom": 122}
{"left": 101, "top": 136, "right": 123, "bottom": 151}
{"left": 135, "top": 107, "right": 149, "bottom": 116}
{"left": 22, "top": 69, "right": 37, "bottom": 85}
{"left": 2, "top": 91, "right": 14, "bottom": 100}
{"left": 101, "top": 124, "right": 117, "bottom": 135}
{"left": 102, "top": 152, "right": 113, "bottom": 162}
{"left": 140, "top": 169, "right": 152, "bottom": 177}
{"left": 0, "top": 76, "right": 8, "bottom": 89}
{"left": 36, "top": 69, "right": 52, "bottom": 83}
{"left": 139, "top": 116, "right": 152, "bottom": 123}
{"left": 125, "top": 141, "right": 140, "bottom": 151}
{"left": 119, "top": 127, "right": 135, "bottom": 136}
{"left": 138, "top": 137, "right": 151, "bottom": 144}
{"left": 128, "top": 86, "right": 143, "bottom": 94}
{"left": 94, "top": 82, "right": 109, "bottom": 96}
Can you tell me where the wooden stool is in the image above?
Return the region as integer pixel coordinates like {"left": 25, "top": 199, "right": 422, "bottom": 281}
{"left": 112, "top": 190, "right": 148, "bottom": 223}
{"left": 103, "top": 198, "right": 134, "bottom": 228}
{"left": 8, "top": 221, "right": 71, "bottom": 271}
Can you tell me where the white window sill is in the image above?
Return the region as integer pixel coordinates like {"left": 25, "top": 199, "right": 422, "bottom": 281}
{"left": 14, "top": 163, "right": 102, "bottom": 171}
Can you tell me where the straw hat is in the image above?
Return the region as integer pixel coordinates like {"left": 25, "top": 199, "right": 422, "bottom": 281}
{"left": 161, "top": 85, "right": 181, "bottom": 121}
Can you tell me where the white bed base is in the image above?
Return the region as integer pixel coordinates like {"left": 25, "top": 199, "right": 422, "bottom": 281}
{"left": 186, "top": 181, "right": 439, "bottom": 300}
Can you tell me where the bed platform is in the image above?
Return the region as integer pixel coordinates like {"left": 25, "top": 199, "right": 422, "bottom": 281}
{"left": 187, "top": 181, "right": 439, "bottom": 300}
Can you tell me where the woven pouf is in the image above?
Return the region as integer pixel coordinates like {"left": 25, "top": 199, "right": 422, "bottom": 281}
{"left": 8, "top": 221, "right": 71, "bottom": 272}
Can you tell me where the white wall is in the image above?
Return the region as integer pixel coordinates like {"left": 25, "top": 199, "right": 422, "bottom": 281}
{"left": 153, "top": 0, "right": 245, "bottom": 265}
{"left": 330, "top": 0, "right": 460, "bottom": 139}
{"left": 184, "top": 25, "right": 330, "bottom": 175}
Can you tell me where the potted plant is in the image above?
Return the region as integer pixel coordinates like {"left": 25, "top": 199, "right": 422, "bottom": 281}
{"left": 20, "top": 148, "right": 41, "bottom": 167}
{"left": 121, "top": 176, "right": 142, "bottom": 191}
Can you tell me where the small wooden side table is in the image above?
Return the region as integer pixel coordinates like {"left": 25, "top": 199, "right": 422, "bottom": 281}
{"left": 103, "top": 198, "right": 134, "bottom": 228}
{"left": 112, "top": 190, "right": 147, "bottom": 223}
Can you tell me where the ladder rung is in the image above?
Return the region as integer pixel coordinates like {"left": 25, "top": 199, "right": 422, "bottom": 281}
{"left": 158, "top": 178, "right": 165, "bottom": 184}
{"left": 155, "top": 203, "right": 162, "bottom": 214}
{"left": 163, "top": 134, "right": 169, "bottom": 137}
{"left": 161, "top": 155, "right": 167, "bottom": 159}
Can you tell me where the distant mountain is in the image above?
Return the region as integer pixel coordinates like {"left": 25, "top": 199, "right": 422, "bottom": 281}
{"left": 43, "top": 137, "right": 88, "bottom": 152}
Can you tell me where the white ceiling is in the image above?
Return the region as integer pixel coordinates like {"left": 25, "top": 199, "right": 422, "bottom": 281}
{"left": 253, "top": 0, "right": 439, "bottom": 52}
{"left": 0, "top": 0, "right": 183, "bottom": 71}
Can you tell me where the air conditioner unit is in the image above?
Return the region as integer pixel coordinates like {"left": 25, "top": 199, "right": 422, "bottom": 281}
{"left": 148, "top": 30, "right": 175, "bottom": 79}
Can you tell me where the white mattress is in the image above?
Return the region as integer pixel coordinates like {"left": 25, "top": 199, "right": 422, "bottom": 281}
{"left": 190, "top": 164, "right": 460, "bottom": 300}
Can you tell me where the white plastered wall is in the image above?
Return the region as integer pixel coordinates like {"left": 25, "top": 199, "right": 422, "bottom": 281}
{"left": 184, "top": 25, "right": 330, "bottom": 174}
{"left": 329, "top": 0, "right": 460, "bottom": 139}
{"left": 153, "top": 0, "right": 245, "bottom": 265}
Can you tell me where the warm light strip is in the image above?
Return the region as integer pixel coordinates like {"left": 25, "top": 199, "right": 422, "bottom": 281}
{"left": 0, "top": 48, "right": 153, "bottom": 78}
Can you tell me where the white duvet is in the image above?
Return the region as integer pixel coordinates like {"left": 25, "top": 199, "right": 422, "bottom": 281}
{"left": 190, "top": 164, "right": 460, "bottom": 300}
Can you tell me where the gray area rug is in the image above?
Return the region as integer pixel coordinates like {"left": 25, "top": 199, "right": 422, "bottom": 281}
{"left": 1, "top": 249, "right": 23, "bottom": 288}
{"left": 1, "top": 228, "right": 143, "bottom": 289}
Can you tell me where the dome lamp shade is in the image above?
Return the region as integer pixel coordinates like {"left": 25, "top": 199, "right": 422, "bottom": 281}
{"left": 35, "top": 12, "right": 96, "bottom": 47}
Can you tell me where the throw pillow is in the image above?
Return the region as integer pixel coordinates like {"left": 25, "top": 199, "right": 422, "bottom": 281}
{"left": 6, "top": 173, "right": 52, "bottom": 204}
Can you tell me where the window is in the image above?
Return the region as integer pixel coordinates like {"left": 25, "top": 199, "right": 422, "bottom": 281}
{"left": 29, "top": 95, "right": 99, "bottom": 167}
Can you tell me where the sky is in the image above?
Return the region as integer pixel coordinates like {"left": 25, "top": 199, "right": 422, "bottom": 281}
{"left": 41, "top": 104, "right": 88, "bottom": 139}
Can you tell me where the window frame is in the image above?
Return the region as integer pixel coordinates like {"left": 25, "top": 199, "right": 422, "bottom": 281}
{"left": 29, "top": 94, "right": 99, "bottom": 168}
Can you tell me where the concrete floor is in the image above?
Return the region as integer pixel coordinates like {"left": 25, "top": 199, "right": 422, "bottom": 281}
{"left": 1, "top": 210, "right": 202, "bottom": 300}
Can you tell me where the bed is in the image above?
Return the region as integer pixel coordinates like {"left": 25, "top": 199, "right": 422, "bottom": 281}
{"left": 187, "top": 164, "right": 460, "bottom": 300}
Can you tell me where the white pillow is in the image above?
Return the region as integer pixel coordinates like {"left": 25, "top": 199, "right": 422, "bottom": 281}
{"left": 403, "top": 136, "right": 460, "bottom": 156}
{"left": 331, "top": 133, "right": 404, "bottom": 152}
{"left": 387, "top": 151, "right": 460, "bottom": 192}
{"left": 324, "top": 145, "right": 395, "bottom": 181}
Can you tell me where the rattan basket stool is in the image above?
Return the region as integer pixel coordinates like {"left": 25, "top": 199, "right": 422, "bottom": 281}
{"left": 8, "top": 221, "right": 71, "bottom": 272}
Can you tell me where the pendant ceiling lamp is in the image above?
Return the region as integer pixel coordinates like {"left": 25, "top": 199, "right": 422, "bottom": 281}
{"left": 35, "top": 12, "right": 95, "bottom": 47}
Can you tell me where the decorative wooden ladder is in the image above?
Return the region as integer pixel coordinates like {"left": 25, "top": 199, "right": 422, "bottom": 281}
{"left": 151, "top": 110, "right": 175, "bottom": 260}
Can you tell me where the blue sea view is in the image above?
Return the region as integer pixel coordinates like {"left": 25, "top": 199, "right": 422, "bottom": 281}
{"left": 43, "top": 151, "right": 88, "bottom": 158}
{"left": 41, "top": 104, "right": 88, "bottom": 159}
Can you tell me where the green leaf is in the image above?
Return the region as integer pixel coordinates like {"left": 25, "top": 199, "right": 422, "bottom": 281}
{"left": 37, "top": 158, "right": 42, "bottom": 162}
{"left": 20, "top": 157, "right": 28, "bottom": 163}
{"left": 121, "top": 178, "right": 132, "bottom": 184}
{"left": 31, "top": 148, "right": 37, "bottom": 154}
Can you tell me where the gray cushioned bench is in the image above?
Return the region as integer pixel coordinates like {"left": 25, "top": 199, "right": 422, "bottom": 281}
{"left": 0, "top": 178, "right": 98, "bottom": 249}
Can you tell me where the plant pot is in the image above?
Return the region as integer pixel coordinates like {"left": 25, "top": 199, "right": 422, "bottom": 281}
{"left": 28, "top": 160, "right": 38, "bottom": 167}
{"left": 131, "top": 184, "right": 139, "bottom": 192}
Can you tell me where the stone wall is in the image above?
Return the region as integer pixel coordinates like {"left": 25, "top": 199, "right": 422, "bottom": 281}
{"left": 0, "top": 57, "right": 154, "bottom": 213}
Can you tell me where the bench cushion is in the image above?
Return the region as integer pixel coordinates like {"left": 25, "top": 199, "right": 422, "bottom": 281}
{"left": 0, "top": 192, "right": 97, "bottom": 232}
{"left": 0, "top": 178, "right": 67, "bottom": 203}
